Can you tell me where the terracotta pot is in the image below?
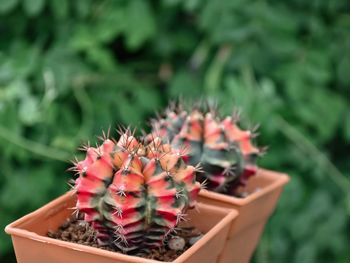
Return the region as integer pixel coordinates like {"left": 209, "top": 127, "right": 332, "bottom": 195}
{"left": 5, "top": 191, "right": 238, "bottom": 263}
{"left": 198, "top": 168, "right": 290, "bottom": 263}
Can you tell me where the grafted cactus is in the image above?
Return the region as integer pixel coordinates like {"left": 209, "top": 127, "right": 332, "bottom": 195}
{"left": 71, "top": 131, "right": 201, "bottom": 254}
{"left": 150, "top": 103, "right": 262, "bottom": 195}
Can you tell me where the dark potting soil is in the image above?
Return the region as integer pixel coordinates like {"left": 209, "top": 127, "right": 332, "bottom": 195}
{"left": 47, "top": 215, "right": 203, "bottom": 262}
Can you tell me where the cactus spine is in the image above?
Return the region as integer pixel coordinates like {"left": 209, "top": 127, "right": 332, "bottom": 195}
{"left": 71, "top": 130, "right": 201, "bottom": 254}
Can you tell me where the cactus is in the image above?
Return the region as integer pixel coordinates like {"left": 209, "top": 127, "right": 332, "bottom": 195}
{"left": 71, "top": 130, "right": 201, "bottom": 254}
{"left": 150, "top": 103, "right": 262, "bottom": 196}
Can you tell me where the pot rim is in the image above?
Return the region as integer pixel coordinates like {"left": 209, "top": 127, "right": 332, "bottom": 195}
{"left": 5, "top": 191, "right": 238, "bottom": 263}
{"left": 199, "top": 168, "right": 290, "bottom": 206}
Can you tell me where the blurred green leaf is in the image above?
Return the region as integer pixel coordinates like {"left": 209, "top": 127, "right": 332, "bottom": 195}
{"left": 74, "top": 0, "right": 91, "bottom": 18}
{"left": 0, "top": 0, "right": 18, "bottom": 14}
{"left": 337, "top": 55, "right": 350, "bottom": 86}
{"left": 124, "top": 0, "right": 156, "bottom": 49}
{"left": 19, "top": 95, "right": 41, "bottom": 125}
{"left": 294, "top": 242, "right": 316, "bottom": 263}
{"left": 344, "top": 111, "right": 350, "bottom": 142}
{"left": 23, "top": 0, "right": 45, "bottom": 16}
{"left": 49, "top": 0, "right": 68, "bottom": 19}
{"left": 169, "top": 71, "right": 201, "bottom": 97}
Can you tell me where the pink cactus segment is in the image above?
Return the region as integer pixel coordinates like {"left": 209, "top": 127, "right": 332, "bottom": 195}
{"left": 172, "top": 164, "right": 194, "bottom": 182}
{"left": 159, "top": 152, "right": 180, "bottom": 172}
{"left": 156, "top": 206, "right": 183, "bottom": 227}
{"left": 84, "top": 212, "right": 100, "bottom": 223}
{"left": 112, "top": 151, "right": 144, "bottom": 195}
{"left": 221, "top": 116, "right": 259, "bottom": 187}
{"left": 86, "top": 156, "right": 113, "bottom": 182}
{"left": 146, "top": 138, "right": 200, "bottom": 210}
{"left": 239, "top": 136, "right": 260, "bottom": 156}
{"left": 76, "top": 139, "right": 115, "bottom": 173}
{"left": 76, "top": 193, "right": 99, "bottom": 216}
{"left": 111, "top": 169, "right": 144, "bottom": 195}
{"left": 146, "top": 138, "right": 176, "bottom": 160}
{"left": 117, "top": 134, "right": 139, "bottom": 151}
{"left": 147, "top": 173, "right": 177, "bottom": 198}
{"left": 145, "top": 160, "right": 178, "bottom": 201}
{"left": 142, "top": 158, "right": 157, "bottom": 182}
{"left": 172, "top": 165, "right": 201, "bottom": 208}
{"left": 75, "top": 154, "right": 113, "bottom": 198}
{"left": 75, "top": 148, "right": 97, "bottom": 172}
{"left": 187, "top": 185, "right": 201, "bottom": 208}
{"left": 109, "top": 193, "right": 143, "bottom": 226}
{"left": 76, "top": 139, "right": 115, "bottom": 182}
{"left": 181, "top": 111, "right": 203, "bottom": 141}
{"left": 182, "top": 155, "right": 190, "bottom": 163}
{"left": 222, "top": 117, "right": 260, "bottom": 156}
{"left": 112, "top": 150, "right": 129, "bottom": 169}
{"left": 144, "top": 159, "right": 182, "bottom": 230}
{"left": 74, "top": 140, "right": 115, "bottom": 228}
{"left": 190, "top": 110, "right": 204, "bottom": 138}
{"left": 100, "top": 139, "right": 115, "bottom": 163}
{"left": 112, "top": 135, "right": 140, "bottom": 168}
{"left": 206, "top": 172, "right": 227, "bottom": 187}
{"left": 125, "top": 153, "right": 143, "bottom": 173}
{"left": 204, "top": 113, "right": 229, "bottom": 150}
{"left": 222, "top": 117, "right": 251, "bottom": 141}
{"left": 120, "top": 221, "right": 146, "bottom": 238}
{"left": 203, "top": 113, "right": 220, "bottom": 139}
{"left": 75, "top": 165, "right": 112, "bottom": 215}
{"left": 107, "top": 147, "right": 146, "bottom": 243}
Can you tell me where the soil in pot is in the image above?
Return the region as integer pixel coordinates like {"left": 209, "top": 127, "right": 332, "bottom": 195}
{"left": 47, "top": 214, "right": 204, "bottom": 262}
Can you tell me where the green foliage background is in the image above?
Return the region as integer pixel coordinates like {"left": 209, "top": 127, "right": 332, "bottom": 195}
{"left": 1, "top": 0, "right": 350, "bottom": 262}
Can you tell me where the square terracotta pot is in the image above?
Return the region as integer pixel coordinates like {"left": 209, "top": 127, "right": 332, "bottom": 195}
{"left": 5, "top": 191, "right": 238, "bottom": 263}
{"left": 198, "top": 168, "right": 290, "bottom": 263}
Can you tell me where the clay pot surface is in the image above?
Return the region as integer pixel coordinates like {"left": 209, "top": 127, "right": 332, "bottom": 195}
{"left": 5, "top": 191, "right": 238, "bottom": 263}
{"left": 199, "top": 168, "right": 290, "bottom": 263}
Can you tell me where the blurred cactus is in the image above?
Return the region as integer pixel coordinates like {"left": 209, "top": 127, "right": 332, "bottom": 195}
{"left": 150, "top": 103, "right": 262, "bottom": 195}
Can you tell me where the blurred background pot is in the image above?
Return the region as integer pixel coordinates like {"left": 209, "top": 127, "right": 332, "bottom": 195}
{"left": 5, "top": 191, "right": 238, "bottom": 263}
{"left": 199, "top": 169, "right": 290, "bottom": 263}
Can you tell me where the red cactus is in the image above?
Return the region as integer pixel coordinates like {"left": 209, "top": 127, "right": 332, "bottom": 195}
{"left": 150, "top": 103, "right": 262, "bottom": 195}
{"left": 71, "top": 131, "right": 201, "bottom": 253}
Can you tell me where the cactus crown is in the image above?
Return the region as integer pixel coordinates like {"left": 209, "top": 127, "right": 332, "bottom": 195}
{"left": 71, "top": 130, "right": 201, "bottom": 254}
{"left": 150, "top": 102, "right": 262, "bottom": 195}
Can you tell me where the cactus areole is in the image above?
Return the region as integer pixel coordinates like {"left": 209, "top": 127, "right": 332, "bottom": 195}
{"left": 71, "top": 131, "right": 201, "bottom": 254}
{"left": 150, "top": 104, "right": 262, "bottom": 196}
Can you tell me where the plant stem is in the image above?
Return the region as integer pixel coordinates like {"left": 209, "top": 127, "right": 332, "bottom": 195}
{"left": 190, "top": 40, "right": 210, "bottom": 71}
{"left": 0, "top": 126, "right": 70, "bottom": 162}
{"left": 204, "top": 44, "right": 233, "bottom": 93}
{"left": 72, "top": 85, "right": 94, "bottom": 141}
{"left": 276, "top": 116, "right": 350, "bottom": 193}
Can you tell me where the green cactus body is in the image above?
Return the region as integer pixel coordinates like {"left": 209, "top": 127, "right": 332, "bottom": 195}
{"left": 73, "top": 132, "right": 201, "bottom": 254}
{"left": 150, "top": 106, "right": 260, "bottom": 195}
